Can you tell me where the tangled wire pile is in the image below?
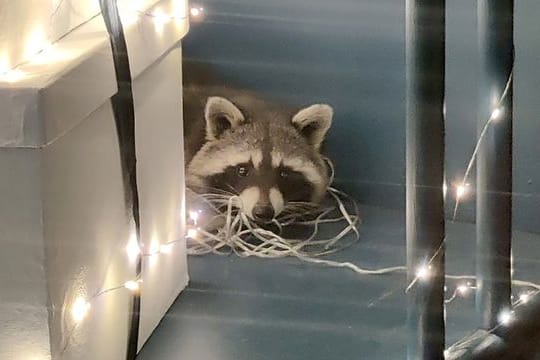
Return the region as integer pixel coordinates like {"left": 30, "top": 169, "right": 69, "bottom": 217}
{"left": 185, "top": 159, "right": 406, "bottom": 275}
{"left": 187, "top": 185, "right": 358, "bottom": 256}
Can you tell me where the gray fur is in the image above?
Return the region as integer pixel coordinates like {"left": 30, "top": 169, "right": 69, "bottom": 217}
{"left": 183, "top": 84, "right": 333, "bottom": 218}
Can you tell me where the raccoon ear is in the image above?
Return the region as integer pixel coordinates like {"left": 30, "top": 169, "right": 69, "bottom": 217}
{"left": 204, "top": 96, "right": 246, "bottom": 140}
{"left": 292, "top": 104, "right": 333, "bottom": 151}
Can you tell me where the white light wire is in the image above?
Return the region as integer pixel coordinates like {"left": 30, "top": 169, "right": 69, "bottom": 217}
{"left": 452, "top": 71, "right": 513, "bottom": 221}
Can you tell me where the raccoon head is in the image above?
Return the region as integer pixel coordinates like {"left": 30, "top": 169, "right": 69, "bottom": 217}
{"left": 187, "top": 96, "right": 333, "bottom": 223}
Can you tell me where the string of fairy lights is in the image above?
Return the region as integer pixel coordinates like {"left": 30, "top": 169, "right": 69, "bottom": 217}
{"left": 0, "top": 0, "right": 201, "bottom": 352}
{"left": 179, "top": 66, "right": 540, "bottom": 353}
{"left": 0, "top": 0, "right": 204, "bottom": 83}
{"left": 3, "top": 0, "right": 539, "bottom": 356}
{"left": 64, "top": 30, "right": 537, "bottom": 358}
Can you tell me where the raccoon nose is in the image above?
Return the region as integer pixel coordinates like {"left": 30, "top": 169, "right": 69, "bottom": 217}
{"left": 252, "top": 205, "right": 275, "bottom": 222}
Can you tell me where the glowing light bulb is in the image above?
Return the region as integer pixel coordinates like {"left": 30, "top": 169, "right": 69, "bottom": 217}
{"left": 510, "top": 250, "right": 514, "bottom": 276}
{"left": 498, "top": 309, "right": 514, "bottom": 326}
{"left": 149, "top": 239, "right": 161, "bottom": 255}
{"left": 152, "top": 7, "right": 170, "bottom": 32}
{"left": 456, "top": 183, "right": 470, "bottom": 199}
{"left": 416, "top": 265, "right": 431, "bottom": 281}
{"left": 490, "top": 108, "right": 502, "bottom": 121}
{"left": 126, "top": 234, "right": 141, "bottom": 261}
{"left": 124, "top": 280, "right": 140, "bottom": 291}
{"left": 160, "top": 243, "right": 174, "bottom": 254}
{"left": 187, "top": 228, "right": 198, "bottom": 239}
{"left": 189, "top": 210, "right": 199, "bottom": 224}
{"left": 120, "top": 11, "right": 139, "bottom": 27}
{"left": 25, "top": 29, "right": 49, "bottom": 60}
{"left": 71, "top": 297, "right": 91, "bottom": 322}
{"left": 457, "top": 284, "right": 469, "bottom": 296}
{"left": 118, "top": 0, "right": 142, "bottom": 27}
{"left": 0, "top": 69, "right": 26, "bottom": 83}
{"left": 519, "top": 293, "right": 530, "bottom": 304}
{"left": 190, "top": 7, "right": 203, "bottom": 17}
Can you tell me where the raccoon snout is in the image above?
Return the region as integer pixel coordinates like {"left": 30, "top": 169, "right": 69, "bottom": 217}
{"left": 252, "top": 205, "right": 275, "bottom": 223}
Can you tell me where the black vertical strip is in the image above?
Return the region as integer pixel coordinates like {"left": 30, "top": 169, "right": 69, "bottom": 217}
{"left": 405, "top": 1, "right": 446, "bottom": 359}
{"left": 476, "top": 0, "right": 514, "bottom": 331}
{"left": 98, "top": 1, "right": 142, "bottom": 359}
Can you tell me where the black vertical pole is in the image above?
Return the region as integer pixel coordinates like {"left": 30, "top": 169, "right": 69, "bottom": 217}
{"left": 476, "top": 0, "right": 514, "bottom": 331}
{"left": 99, "top": 1, "right": 142, "bottom": 359}
{"left": 406, "top": 1, "right": 446, "bottom": 359}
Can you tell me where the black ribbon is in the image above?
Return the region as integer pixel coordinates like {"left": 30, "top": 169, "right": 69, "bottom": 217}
{"left": 98, "top": 1, "right": 141, "bottom": 359}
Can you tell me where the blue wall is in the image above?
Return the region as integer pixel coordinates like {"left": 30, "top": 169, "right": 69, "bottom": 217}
{"left": 183, "top": 0, "right": 540, "bottom": 233}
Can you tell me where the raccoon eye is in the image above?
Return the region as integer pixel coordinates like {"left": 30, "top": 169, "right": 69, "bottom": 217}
{"left": 279, "top": 170, "right": 289, "bottom": 178}
{"left": 237, "top": 166, "right": 249, "bottom": 177}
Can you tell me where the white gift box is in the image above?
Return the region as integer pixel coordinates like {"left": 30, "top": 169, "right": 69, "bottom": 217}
{"left": 0, "top": 1, "right": 190, "bottom": 359}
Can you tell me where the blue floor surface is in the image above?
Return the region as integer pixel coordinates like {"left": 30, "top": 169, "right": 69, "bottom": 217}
{"left": 137, "top": 205, "right": 540, "bottom": 360}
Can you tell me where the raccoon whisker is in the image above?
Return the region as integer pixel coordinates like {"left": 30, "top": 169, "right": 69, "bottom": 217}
{"left": 191, "top": 185, "right": 238, "bottom": 197}
{"left": 219, "top": 183, "right": 239, "bottom": 196}
{"left": 188, "top": 185, "right": 233, "bottom": 196}
{"left": 198, "top": 186, "right": 238, "bottom": 198}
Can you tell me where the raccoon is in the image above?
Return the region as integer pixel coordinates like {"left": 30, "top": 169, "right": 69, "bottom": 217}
{"left": 183, "top": 85, "right": 333, "bottom": 223}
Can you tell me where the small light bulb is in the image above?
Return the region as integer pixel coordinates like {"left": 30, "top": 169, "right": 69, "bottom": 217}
{"left": 120, "top": 11, "right": 139, "bottom": 27}
{"left": 510, "top": 250, "right": 514, "bottom": 276}
{"left": 25, "top": 29, "right": 49, "bottom": 60}
{"left": 0, "top": 69, "right": 26, "bottom": 83}
{"left": 416, "top": 265, "right": 431, "bottom": 281}
{"left": 160, "top": 243, "right": 174, "bottom": 254}
{"left": 457, "top": 284, "right": 469, "bottom": 296}
{"left": 190, "top": 7, "right": 202, "bottom": 17}
{"left": 126, "top": 234, "right": 141, "bottom": 261}
{"left": 498, "top": 309, "right": 514, "bottom": 326}
{"left": 187, "top": 228, "right": 198, "bottom": 239}
{"left": 152, "top": 7, "right": 170, "bottom": 32}
{"left": 188, "top": 210, "right": 200, "bottom": 224}
{"left": 456, "top": 183, "right": 470, "bottom": 199}
{"left": 71, "top": 297, "right": 91, "bottom": 322}
{"left": 124, "top": 280, "right": 140, "bottom": 291}
{"left": 519, "top": 293, "right": 530, "bottom": 304}
{"left": 491, "top": 108, "right": 502, "bottom": 121}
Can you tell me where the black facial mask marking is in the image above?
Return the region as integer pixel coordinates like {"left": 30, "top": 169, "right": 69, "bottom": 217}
{"left": 206, "top": 162, "right": 314, "bottom": 205}
{"left": 277, "top": 166, "right": 314, "bottom": 203}
{"left": 207, "top": 162, "right": 254, "bottom": 195}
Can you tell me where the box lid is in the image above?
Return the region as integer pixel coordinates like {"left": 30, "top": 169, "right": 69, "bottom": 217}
{"left": 0, "top": 0, "right": 189, "bottom": 148}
